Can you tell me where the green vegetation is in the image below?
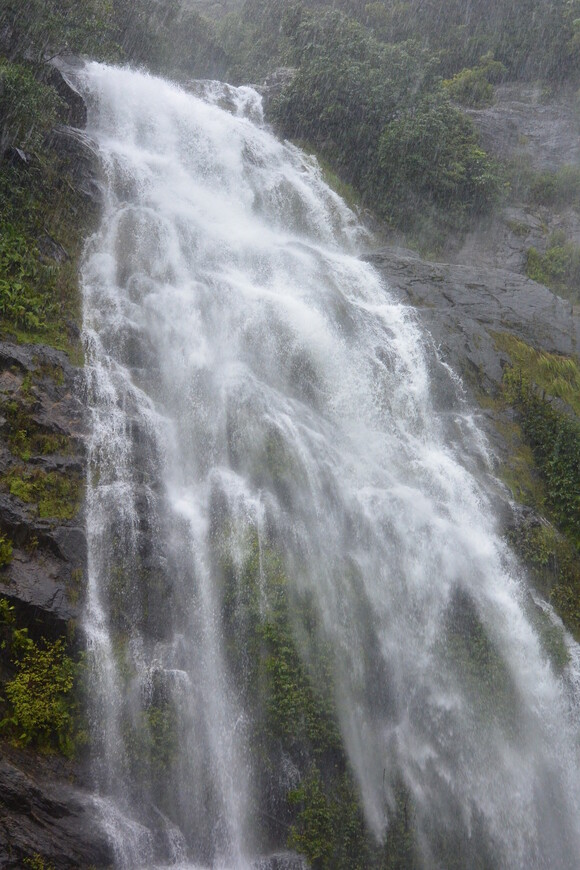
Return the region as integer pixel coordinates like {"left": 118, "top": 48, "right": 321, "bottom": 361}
{"left": 0, "top": 61, "right": 63, "bottom": 154}
{"left": 0, "top": 138, "right": 103, "bottom": 350}
{"left": 0, "top": 0, "right": 579, "bottom": 863}
{"left": 214, "top": 0, "right": 580, "bottom": 247}
{"left": 0, "top": 533, "right": 13, "bottom": 568}
{"left": 23, "top": 856, "right": 55, "bottom": 870}
{"left": 495, "top": 334, "right": 580, "bottom": 415}
{"left": 443, "top": 55, "right": 506, "bottom": 107}
{"left": 216, "top": 526, "right": 390, "bottom": 866}
{"left": 525, "top": 234, "right": 580, "bottom": 304}
{"left": 508, "top": 385, "right": 580, "bottom": 547}
{"left": 443, "top": 590, "right": 518, "bottom": 727}
{"left": 121, "top": 689, "right": 179, "bottom": 800}
{"left": 529, "top": 165, "right": 580, "bottom": 208}
{"left": 1, "top": 397, "right": 71, "bottom": 460}
{"left": 0, "top": 610, "right": 83, "bottom": 755}
{"left": 268, "top": 8, "right": 502, "bottom": 243}
{"left": 492, "top": 335, "right": 580, "bottom": 635}
{"left": 377, "top": 92, "right": 502, "bottom": 239}
{"left": 2, "top": 466, "right": 82, "bottom": 520}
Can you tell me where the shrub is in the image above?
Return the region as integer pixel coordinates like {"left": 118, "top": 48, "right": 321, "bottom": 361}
{"left": 525, "top": 240, "right": 580, "bottom": 304}
{"left": 528, "top": 165, "right": 580, "bottom": 208}
{"left": 0, "top": 533, "right": 13, "bottom": 567}
{"left": 499, "top": 346, "right": 580, "bottom": 548}
{"left": 377, "top": 92, "right": 502, "bottom": 225}
{"left": 2, "top": 632, "right": 79, "bottom": 754}
{"left": 0, "top": 61, "right": 63, "bottom": 153}
{"left": 443, "top": 55, "right": 506, "bottom": 107}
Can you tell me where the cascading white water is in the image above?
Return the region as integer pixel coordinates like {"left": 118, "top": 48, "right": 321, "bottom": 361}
{"left": 77, "top": 62, "right": 580, "bottom": 869}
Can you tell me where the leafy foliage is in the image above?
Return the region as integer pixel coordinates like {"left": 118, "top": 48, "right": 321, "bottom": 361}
{"left": 443, "top": 55, "right": 506, "bottom": 107}
{"left": 0, "top": 223, "right": 58, "bottom": 333}
{"left": 0, "top": 61, "right": 63, "bottom": 152}
{"left": 497, "top": 334, "right": 580, "bottom": 416}
{"left": 513, "top": 391, "right": 580, "bottom": 548}
{"left": 0, "top": 0, "right": 115, "bottom": 63}
{"left": 529, "top": 164, "right": 580, "bottom": 208}
{"left": 526, "top": 236, "right": 580, "bottom": 304}
{"left": 497, "top": 336, "right": 580, "bottom": 548}
{"left": 377, "top": 91, "right": 502, "bottom": 227}
{"left": 269, "top": 6, "right": 503, "bottom": 239}
{"left": 0, "top": 532, "right": 13, "bottom": 567}
{"left": 1, "top": 629, "right": 80, "bottom": 755}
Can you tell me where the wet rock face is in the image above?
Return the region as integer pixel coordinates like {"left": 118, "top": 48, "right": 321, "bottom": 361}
{"left": 365, "top": 250, "right": 579, "bottom": 395}
{"left": 0, "top": 341, "right": 87, "bottom": 639}
{"left": 0, "top": 756, "right": 113, "bottom": 869}
{"left": 365, "top": 247, "right": 580, "bottom": 489}
{"left": 466, "top": 83, "right": 580, "bottom": 171}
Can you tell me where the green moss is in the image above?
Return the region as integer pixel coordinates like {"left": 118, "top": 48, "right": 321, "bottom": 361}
{"left": 1, "top": 398, "right": 72, "bottom": 460}
{"left": 288, "top": 767, "right": 335, "bottom": 867}
{"left": 122, "top": 697, "right": 179, "bottom": 785}
{"left": 261, "top": 619, "right": 341, "bottom": 754}
{"left": 0, "top": 139, "right": 98, "bottom": 357}
{"left": 509, "top": 520, "right": 580, "bottom": 639}
{"left": 490, "top": 334, "right": 580, "bottom": 635}
{"left": 315, "top": 154, "right": 365, "bottom": 213}
{"left": 22, "top": 856, "right": 55, "bottom": 870}
{"left": 2, "top": 466, "right": 82, "bottom": 520}
{"left": 288, "top": 767, "right": 375, "bottom": 870}
{"left": 443, "top": 591, "right": 518, "bottom": 728}
{"left": 527, "top": 599, "right": 570, "bottom": 671}
{"left": 215, "top": 524, "right": 389, "bottom": 862}
{"left": 498, "top": 438, "right": 545, "bottom": 508}
{"left": 0, "top": 533, "right": 13, "bottom": 568}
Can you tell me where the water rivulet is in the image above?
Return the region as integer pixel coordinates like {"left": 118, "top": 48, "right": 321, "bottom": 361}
{"left": 77, "top": 63, "right": 580, "bottom": 869}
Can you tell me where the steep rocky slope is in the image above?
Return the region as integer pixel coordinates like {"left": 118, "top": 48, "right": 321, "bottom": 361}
{"left": 0, "top": 68, "right": 579, "bottom": 867}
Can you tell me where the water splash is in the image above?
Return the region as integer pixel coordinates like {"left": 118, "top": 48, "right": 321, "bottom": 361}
{"left": 77, "top": 63, "right": 580, "bottom": 868}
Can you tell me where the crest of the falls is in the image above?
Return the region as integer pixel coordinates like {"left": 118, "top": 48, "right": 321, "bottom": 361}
{"left": 77, "top": 62, "right": 580, "bottom": 869}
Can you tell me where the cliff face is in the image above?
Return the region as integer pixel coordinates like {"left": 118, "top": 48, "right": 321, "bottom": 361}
{"left": 0, "top": 63, "right": 115, "bottom": 868}
{"left": 0, "top": 60, "right": 579, "bottom": 867}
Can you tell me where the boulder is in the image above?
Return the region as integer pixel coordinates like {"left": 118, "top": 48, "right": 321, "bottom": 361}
{"left": 365, "top": 250, "right": 579, "bottom": 394}
{"left": 0, "top": 755, "right": 113, "bottom": 869}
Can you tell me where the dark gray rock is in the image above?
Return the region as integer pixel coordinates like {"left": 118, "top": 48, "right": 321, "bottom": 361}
{"left": 47, "top": 62, "right": 87, "bottom": 128}
{"left": 465, "top": 82, "right": 580, "bottom": 171}
{"left": 0, "top": 341, "right": 87, "bottom": 633}
{"left": 365, "top": 250, "right": 579, "bottom": 394}
{"left": 0, "top": 756, "right": 113, "bottom": 869}
{"left": 47, "top": 125, "right": 103, "bottom": 206}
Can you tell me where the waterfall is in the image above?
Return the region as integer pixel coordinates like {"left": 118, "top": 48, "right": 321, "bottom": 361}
{"left": 77, "top": 62, "right": 580, "bottom": 869}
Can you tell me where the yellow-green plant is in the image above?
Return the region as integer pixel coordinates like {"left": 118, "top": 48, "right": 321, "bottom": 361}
{"left": 2, "top": 631, "right": 79, "bottom": 754}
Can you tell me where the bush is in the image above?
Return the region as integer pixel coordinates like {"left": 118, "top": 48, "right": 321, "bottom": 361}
{"left": 443, "top": 55, "right": 506, "bottom": 107}
{"left": 0, "top": 533, "right": 13, "bottom": 567}
{"left": 529, "top": 165, "right": 580, "bottom": 208}
{"left": 525, "top": 238, "right": 580, "bottom": 304}
{"left": 0, "top": 61, "right": 63, "bottom": 153}
{"left": 2, "top": 631, "right": 79, "bottom": 754}
{"left": 377, "top": 92, "right": 502, "bottom": 225}
{"left": 0, "top": 223, "right": 58, "bottom": 333}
